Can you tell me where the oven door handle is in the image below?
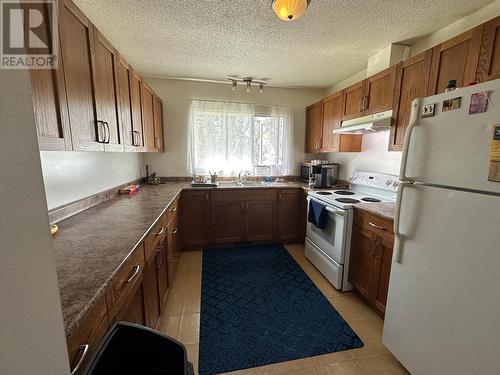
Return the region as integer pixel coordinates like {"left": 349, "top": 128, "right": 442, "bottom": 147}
{"left": 307, "top": 197, "right": 344, "bottom": 216}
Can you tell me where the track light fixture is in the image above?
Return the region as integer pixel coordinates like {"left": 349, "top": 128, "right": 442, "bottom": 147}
{"left": 227, "top": 76, "right": 267, "bottom": 94}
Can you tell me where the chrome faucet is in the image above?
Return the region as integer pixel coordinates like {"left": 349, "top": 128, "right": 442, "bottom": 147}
{"left": 238, "top": 170, "right": 249, "bottom": 182}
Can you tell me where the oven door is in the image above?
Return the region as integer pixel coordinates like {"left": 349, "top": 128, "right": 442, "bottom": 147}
{"left": 306, "top": 197, "right": 348, "bottom": 264}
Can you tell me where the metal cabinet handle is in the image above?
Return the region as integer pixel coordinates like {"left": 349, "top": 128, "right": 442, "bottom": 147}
{"left": 131, "top": 130, "right": 140, "bottom": 146}
{"left": 205, "top": 194, "right": 209, "bottom": 205}
{"left": 97, "top": 120, "right": 105, "bottom": 143}
{"left": 154, "top": 136, "right": 160, "bottom": 148}
{"left": 172, "top": 228, "right": 178, "bottom": 235}
{"left": 359, "top": 97, "right": 364, "bottom": 112}
{"left": 368, "top": 221, "right": 386, "bottom": 231}
{"left": 125, "top": 265, "right": 140, "bottom": 283}
{"left": 171, "top": 206, "right": 177, "bottom": 213}
{"left": 155, "top": 226, "right": 165, "bottom": 236}
{"left": 71, "top": 344, "right": 90, "bottom": 375}
{"left": 103, "top": 121, "right": 111, "bottom": 144}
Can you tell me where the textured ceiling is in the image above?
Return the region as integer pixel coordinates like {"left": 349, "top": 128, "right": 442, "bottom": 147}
{"left": 73, "top": 0, "right": 493, "bottom": 89}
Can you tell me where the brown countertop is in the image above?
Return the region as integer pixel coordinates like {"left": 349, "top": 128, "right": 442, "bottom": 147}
{"left": 53, "top": 181, "right": 320, "bottom": 338}
{"left": 354, "top": 202, "right": 396, "bottom": 221}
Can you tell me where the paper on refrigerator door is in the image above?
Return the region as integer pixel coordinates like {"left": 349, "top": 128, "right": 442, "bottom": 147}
{"left": 488, "top": 124, "right": 500, "bottom": 183}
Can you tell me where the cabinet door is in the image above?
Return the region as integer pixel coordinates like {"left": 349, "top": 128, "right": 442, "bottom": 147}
{"left": 130, "top": 71, "right": 145, "bottom": 149}
{"left": 244, "top": 200, "right": 276, "bottom": 241}
{"left": 143, "top": 257, "right": 161, "bottom": 329}
{"left": 59, "top": 0, "right": 103, "bottom": 151}
{"left": 389, "top": 50, "right": 432, "bottom": 151}
{"left": 364, "top": 65, "right": 397, "bottom": 115}
{"left": 141, "top": 83, "right": 156, "bottom": 151}
{"left": 115, "top": 284, "right": 145, "bottom": 325}
{"left": 371, "top": 236, "right": 394, "bottom": 316}
{"left": 181, "top": 191, "right": 210, "bottom": 247}
{"left": 153, "top": 96, "right": 164, "bottom": 152}
{"left": 211, "top": 199, "right": 245, "bottom": 243}
{"left": 341, "top": 81, "right": 365, "bottom": 120}
{"left": 321, "top": 93, "right": 341, "bottom": 152}
{"left": 91, "top": 28, "right": 122, "bottom": 152}
{"left": 321, "top": 93, "right": 362, "bottom": 152}
{"left": 157, "top": 242, "right": 169, "bottom": 307}
{"left": 427, "top": 26, "right": 483, "bottom": 95}
{"left": 476, "top": 16, "right": 500, "bottom": 82}
{"left": 277, "top": 189, "right": 305, "bottom": 241}
{"left": 305, "top": 102, "right": 323, "bottom": 153}
{"left": 117, "top": 57, "right": 135, "bottom": 151}
{"left": 29, "top": 2, "right": 72, "bottom": 151}
{"left": 348, "top": 224, "right": 376, "bottom": 301}
{"left": 167, "top": 214, "right": 179, "bottom": 285}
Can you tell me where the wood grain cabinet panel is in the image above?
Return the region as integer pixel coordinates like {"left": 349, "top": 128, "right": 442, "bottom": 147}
{"left": 364, "top": 65, "right": 397, "bottom": 115}
{"left": 29, "top": 2, "right": 72, "bottom": 151}
{"left": 143, "top": 256, "right": 161, "bottom": 329}
{"left": 211, "top": 199, "right": 245, "bottom": 243}
{"left": 91, "top": 28, "right": 122, "bottom": 151}
{"left": 476, "top": 15, "right": 500, "bottom": 82}
{"left": 349, "top": 210, "right": 394, "bottom": 317}
{"left": 341, "top": 81, "right": 365, "bottom": 120}
{"left": 156, "top": 240, "right": 169, "bottom": 306}
{"left": 321, "top": 93, "right": 362, "bottom": 153}
{"left": 141, "top": 84, "right": 156, "bottom": 152}
{"left": 115, "top": 283, "right": 146, "bottom": 326}
{"left": 244, "top": 200, "right": 276, "bottom": 241}
{"left": 427, "top": 26, "right": 483, "bottom": 95}
{"left": 181, "top": 191, "right": 210, "bottom": 247}
{"left": 153, "top": 96, "right": 164, "bottom": 152}
{"left": 130, "top": 71, "right": 145, "bottom": 149}
{"left": 59, "top": 0, "right": 103, "bottom": 151}
{"left": 305, "top": 101, "right": 323, "bottom": 153}
{"left": 117, "top": 57, "right": 138, "bottom": 151}
{"left": 277, "top": 189, "right": 306, "bottom": 241}
{"left": 389, "top": 50, "right": 432, "bottom": 151}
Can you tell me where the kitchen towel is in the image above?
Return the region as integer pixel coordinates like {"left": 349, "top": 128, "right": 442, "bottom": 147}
{"left": 308, "top": 199, "right": 328, "bottom": 229}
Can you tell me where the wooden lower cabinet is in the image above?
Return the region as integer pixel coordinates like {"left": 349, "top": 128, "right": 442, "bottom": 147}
{"left": 181, "top": 190, "right": 210, "bottom": 247}
{"left": 143, "top": 256, "right": 161, "bottom": 328}
{"left": 211, "top": 197, "right": 244, "bottom": 243}
{"left": 349, "top": 209, "right": 394, "bottom": 317}
{"left": 277, "top": 189, "right": 306, "bottom": 241}
{"left": 115, "top": 282, "right": 146, "bottom": 326}
{"left": 244, "top": 200, "right": 276, "bottom": 241}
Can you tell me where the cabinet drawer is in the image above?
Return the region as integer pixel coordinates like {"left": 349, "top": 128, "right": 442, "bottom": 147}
{"left": 144, "top": 219, "right": 167, "bottom": 262}
{"left": 67, "top": 294, "right": 108, "bottom": 375}
{"left": 105, "top": 245, "right": 145, "bottom": 319}
{"left": 164, "top": 196, "right": 179, "bottom": 225}
{"left": 354, "top": 210, "right": 394, "bottom": 244}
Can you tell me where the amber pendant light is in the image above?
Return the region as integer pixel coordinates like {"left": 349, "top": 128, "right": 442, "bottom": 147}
{"left": 272, "top": 0, "right": 310, "bottom": 21}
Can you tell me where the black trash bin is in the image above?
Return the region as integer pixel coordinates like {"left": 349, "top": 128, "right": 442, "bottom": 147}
{"left": 83, "top": 322, "right": 195, "bottom": 375}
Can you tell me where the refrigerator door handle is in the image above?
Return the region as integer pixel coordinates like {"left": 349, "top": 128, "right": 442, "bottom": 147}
{"left": 399, "top": 98, "right": 422, "bottom": 182}
{"left": 393, "top": 180, "right": 413, "bottom": 263}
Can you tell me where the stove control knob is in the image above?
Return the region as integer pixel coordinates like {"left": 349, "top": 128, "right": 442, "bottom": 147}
{"left": 392, "top": 181, "right": 399, "bottom": 187}
{"left": 386, "top": 180, "right": 392, "bottom": 185}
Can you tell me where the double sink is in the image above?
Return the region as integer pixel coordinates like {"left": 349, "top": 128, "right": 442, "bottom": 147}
{"left": 218, "top": 181, "right": 294, "bottom": 188}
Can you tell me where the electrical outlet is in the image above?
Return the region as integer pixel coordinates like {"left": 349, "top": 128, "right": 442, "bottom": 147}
{"left": 421, "top": 104, "right": 435, "bottom": 118}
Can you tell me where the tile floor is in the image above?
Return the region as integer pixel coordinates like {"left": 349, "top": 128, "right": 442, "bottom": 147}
{"left": 158, "top": 243, "right": 410, "bottom": 375}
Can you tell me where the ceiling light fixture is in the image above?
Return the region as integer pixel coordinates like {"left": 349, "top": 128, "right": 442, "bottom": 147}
{"left": 272, "top": 0, "right": 310, "bottom": 21}
{"left": 227, "top": 77, "right": 267, "bottom": 94}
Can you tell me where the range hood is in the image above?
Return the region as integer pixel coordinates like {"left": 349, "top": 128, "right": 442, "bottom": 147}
{"left": 333, "top": 110, "right": 393, "bottom": 134}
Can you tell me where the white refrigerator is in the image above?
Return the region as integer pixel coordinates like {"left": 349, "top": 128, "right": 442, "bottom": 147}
{"left": 382, "top": 79, "right": 500, "bottom": 375}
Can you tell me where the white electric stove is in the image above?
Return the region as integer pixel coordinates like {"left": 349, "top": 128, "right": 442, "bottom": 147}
{"left": 305, "top": 172, "right": 398, "bottom": 291}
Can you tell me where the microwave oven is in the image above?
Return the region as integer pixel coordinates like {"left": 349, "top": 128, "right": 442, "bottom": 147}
{"left": 300, "top": 163, "right": 339, "bottom": 188}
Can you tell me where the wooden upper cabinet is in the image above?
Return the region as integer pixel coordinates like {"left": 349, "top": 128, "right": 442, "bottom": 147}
{"left": 59, "top": 0, "right": 103, "bottom": 151}
{"left": 305, "top": 101, "right": 323, "bottom": 153}
{"left": 153, "top": 95, "right": 164, "bottom": 152}
{"left": 130, "top": 71, "right": 145, "bottom": 149}
{"left": 141, "top": 83, "right": 156, "bottom": 152}
{"left": 364, "top": 65, "right": 397, "bottom": 115}
{"left": 29, "top": 2, "right": 72, "bottom": 151}
{"left": 428, "top": 26, "right": 483, "bottom": 95}
{"left": 321, "top": 92, "right": 362, "bottom": 153}
{"left": 117, "top": 57, "right": 134, "bottom": 151}
{"left": 389, "top": 50, "right": 432, "bottom": 151}
{"left": 476, "top": 15, "right": 500, "bottom": 82}
{"left": 341, "top": 81, "right": 365, "bottom": 120}
{"left": 91, "top": 28, "right": 122, "bottom": 151}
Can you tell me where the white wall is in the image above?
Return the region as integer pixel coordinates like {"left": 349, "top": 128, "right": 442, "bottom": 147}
{"left": 142, "top": 78, "right": 324, "bottom": 176}
{"left": 0, "top": 70, "right": 70, "bottom": 374}
{"left": 323, "top": 1, "right": 500, "bottom": 179}
{"left": 40, "top": 152, "right": 142, "bottom": 210}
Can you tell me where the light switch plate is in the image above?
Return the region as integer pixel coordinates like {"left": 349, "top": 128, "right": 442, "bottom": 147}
{"left": 421, "top": 104, "right": 435, "bottom": 118}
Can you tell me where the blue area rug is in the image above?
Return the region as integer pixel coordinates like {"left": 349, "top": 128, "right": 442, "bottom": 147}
{"left": 198, "top": 244, "right": 363, "bottom": 375}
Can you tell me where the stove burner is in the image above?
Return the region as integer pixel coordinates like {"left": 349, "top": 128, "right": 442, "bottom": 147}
{"left": 334, "top": 190, "right": 355, "bottom": 195}
{"left": 361, "top": 197, "right": 382, "bottom": 202}
{"left": 316, "top": 191, "right": 333, "bottom": 195}
{"left": 335, "top": 198, "right": 360, "bottom": 204}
